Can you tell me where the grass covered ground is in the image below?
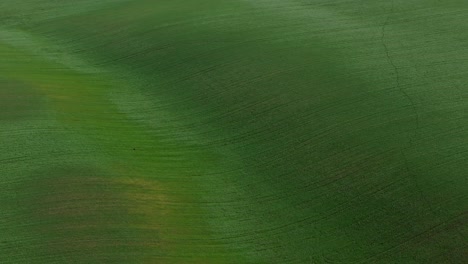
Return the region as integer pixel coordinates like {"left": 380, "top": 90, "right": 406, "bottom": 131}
{"left": 1, "top": 0, "right": 467, "bottom": 263}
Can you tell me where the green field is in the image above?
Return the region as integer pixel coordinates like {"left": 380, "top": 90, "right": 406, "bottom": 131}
{"left": 1, "top": 0, "right": 467, "bottom": 263}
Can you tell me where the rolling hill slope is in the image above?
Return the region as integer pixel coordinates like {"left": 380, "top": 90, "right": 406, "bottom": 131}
{"left": 1, "top": 0, "right": 467, "bottom": 263}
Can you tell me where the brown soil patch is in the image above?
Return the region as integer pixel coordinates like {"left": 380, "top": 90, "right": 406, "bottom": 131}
{"left": 24, "top": 166, "right": 169, "bottom": 262}
{"left": 0, "top": 79, "right": 43, "bottom": 121}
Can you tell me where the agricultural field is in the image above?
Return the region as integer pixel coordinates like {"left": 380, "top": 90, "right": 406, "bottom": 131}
{"left": 0, "top": 0, "right": 467, "bottom": 263}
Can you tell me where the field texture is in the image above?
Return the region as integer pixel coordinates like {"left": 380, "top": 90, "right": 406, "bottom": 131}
{"left": 1, "top": 0, "right": 467, "bottom": 263}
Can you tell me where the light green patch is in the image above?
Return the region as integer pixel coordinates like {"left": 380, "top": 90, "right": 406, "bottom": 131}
{"left": 0, "top": 27, "right": 102, "bottom": 74}
{"left": 0, "top": 31, "right": 236, "bottom": 263}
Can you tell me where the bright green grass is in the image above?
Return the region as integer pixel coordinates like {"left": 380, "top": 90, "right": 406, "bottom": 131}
{"left": 0, "top": 40, "right": 244, "bottom": 262}
{"left": 1, "top": 0, "right": 467, "bottom": 263}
